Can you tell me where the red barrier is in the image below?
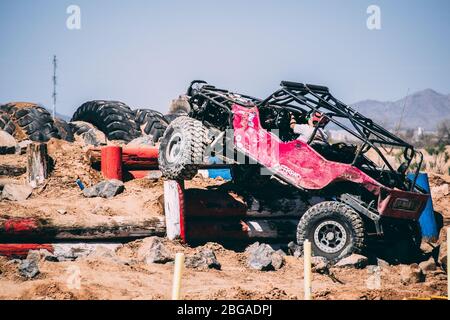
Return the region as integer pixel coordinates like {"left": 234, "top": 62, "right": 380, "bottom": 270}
{"left": 101, "top": 146, "right": 123, "bottom": 180}
{"left": 122, "top": 147, "right": 158, "bottom": 161}
{"left": 4, "top": 218, "right": 39, "bottom": 234}
{"left": 0, "top": 244, "right": 54, "bottom": 258}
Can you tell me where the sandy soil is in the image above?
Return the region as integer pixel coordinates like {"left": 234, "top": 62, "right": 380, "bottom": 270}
{"left": 0, "top": 239, "right": 447, "bottom": 300}
{"left": 0, "top": 139, "right": 449, "bottom": 300}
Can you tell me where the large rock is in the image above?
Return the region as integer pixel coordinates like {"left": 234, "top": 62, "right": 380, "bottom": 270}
{"left": 335, "top": 254, "right": 368, "bottom": 269}
{"left": 81, "top": 130, "right": 101, "bottom": 146}
{"left": 185, "top": 248, "right": 221, "bottom": 270}
{"left": 83, "top": 180, "right": 124, "bottom": 199}
{"left": 287, "top": 241, "right": 302, "bottom": 258}
{"left": 419, "top": 257, "right": 437, "bottom": 273}
{"left": 18, "top": 252, "right": 40, "bottom": 279}
{"left": 400, "top": 264, "right": 425, "bottom": 285}
{"left": 311, "top": 256, "right": 330, "bottom": 274}
{"left": 137, "top": 237, "right": 173, "bottom": 264}
{"left": 271, "top": 250, "right": 285, "bottom": 270}
{"left": 85, "top": 245, "right": 128, "bottom": 264}
{"left": 1, "top": 183, "right": 33, "bottom": 201}
{"left": 127, "top": 135, "right": 155, "bottom": 147}
{"left": 0, "top": 130, "right": 17, "bottom": 155}
{"left": 246, "top": 242, "right": 285, "bottom": 271}
{"left": 52, "top": 243, "right": 121, "bottom": 261}
{"left": 71, "top": 122, "right": 107, "bottom": 146}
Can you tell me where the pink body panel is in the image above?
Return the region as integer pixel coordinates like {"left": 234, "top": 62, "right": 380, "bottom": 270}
{"left": 231, "top": 104, "right": 428, "bottom": 220}
{"left": 232, "top": 104, "right": 382, "bottom": 193}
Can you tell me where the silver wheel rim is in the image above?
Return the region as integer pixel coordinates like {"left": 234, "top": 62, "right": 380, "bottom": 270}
{"left": 165, "top": 132, "right": 183, "bottom": 163}
{"left": 313, "top": 220, "right": 347, "bottom": 254}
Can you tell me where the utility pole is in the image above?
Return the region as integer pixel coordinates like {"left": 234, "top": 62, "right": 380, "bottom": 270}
{"left": 52, "top": 55, "right": 57, "bottom": 119}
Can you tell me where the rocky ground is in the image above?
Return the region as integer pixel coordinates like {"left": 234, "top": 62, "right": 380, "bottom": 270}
{"left": 0, "top": 138, "right": 449, "bottom": 300}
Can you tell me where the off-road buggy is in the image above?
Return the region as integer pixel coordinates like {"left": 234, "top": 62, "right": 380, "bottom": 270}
{"left": 158, "top": 80, "right": 429, "bottom": 261}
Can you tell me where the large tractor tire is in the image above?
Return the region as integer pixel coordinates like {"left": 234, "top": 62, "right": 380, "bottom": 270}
{"left": 297, "top": 201, "right": 365, "bottom": 262}
{"left": 0, "top": 103, "right": 60, "bottom": 142}
{"left": 158, "top": 116, "right": 209, "bottom": 180}
{"left": 134, "top": 109, "right": 168, "bottom": 143}
{"left": 0, "top": 112, "right": 16, "bottom": 135}
{"left": 53, "top": 118, "right": 75, "bottom": 142}
{"left": 71, "top": 101, "right": 141, "bottom": 142}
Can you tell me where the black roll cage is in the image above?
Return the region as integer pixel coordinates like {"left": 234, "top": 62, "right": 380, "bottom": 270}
{"left": 187, "top": 80, "right": 423, "bottom": 190}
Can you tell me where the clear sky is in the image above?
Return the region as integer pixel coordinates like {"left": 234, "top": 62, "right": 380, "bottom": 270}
{"left": 0, "top": 0, "right": 449, "bottom": 116}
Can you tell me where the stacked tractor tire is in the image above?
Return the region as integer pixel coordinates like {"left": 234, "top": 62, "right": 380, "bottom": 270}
{"left": 0, "top": 100, "right": 180, "bottom": 145}
{"left": 0, "top": 102, "right": 61, "bottom": 142}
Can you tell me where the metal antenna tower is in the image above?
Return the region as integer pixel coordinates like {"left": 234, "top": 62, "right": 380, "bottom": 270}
{"left": 52, "top": 55, "right": 57, "bottom": 119}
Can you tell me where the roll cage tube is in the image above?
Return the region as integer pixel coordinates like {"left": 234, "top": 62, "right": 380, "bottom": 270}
{"left": 185, "top": 80, "right": 422, "bottom": 190}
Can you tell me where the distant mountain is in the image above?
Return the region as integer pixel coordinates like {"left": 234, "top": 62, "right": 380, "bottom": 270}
{"left": 351, "top": 89, "right": 450, "bottom": 131}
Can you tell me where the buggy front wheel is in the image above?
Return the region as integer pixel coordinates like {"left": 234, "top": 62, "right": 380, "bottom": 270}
{"left": 297, "top": 201, "right": 365, "bottom": 262}
{"left": 158, "top": 116, "right": 209, "bottom": 180}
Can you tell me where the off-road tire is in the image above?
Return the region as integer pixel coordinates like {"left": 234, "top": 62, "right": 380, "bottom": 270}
{"left": 71, "top": 101, "right": 141, "bottom": 142}
{"left": 53, "top": 118, "right": 75, "bottom": 142}
{"left": 1, "top": 103, "right": 61, "bottom": 142}
{"left": 0, "top": 112, "right": 16, "bottom": 135}
{"left": 69, "top": 121, "right": 97, "bottom": 136}
{"left": 134, "top": 109, "right": 168, "bottom": 142}
{"left": 297, "top": 201, "right": 365, "bottom": 262}
{"left": 159, "top": 116, "right": 209, "bottom": 180}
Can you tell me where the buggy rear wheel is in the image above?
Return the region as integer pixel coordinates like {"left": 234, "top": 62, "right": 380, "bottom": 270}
{"left": 297, "top": 201, "right": 365, "bottom": 262}
{"left": 158, "top": 116, "right": 209, "bottom": 180}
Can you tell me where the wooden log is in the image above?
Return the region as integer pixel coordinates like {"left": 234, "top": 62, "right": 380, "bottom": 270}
{"left": 26, "top": 143, "right": 48, "bottom": 188}
{"left": 0, "top": 216, "right": 165, "bottom": 242}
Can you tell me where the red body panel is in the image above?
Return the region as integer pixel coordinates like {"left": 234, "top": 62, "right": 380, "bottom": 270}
{"left": 231, "top": 104, "right": 428, "bottom": 220}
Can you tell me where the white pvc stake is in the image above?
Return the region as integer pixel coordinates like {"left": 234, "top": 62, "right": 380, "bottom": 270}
{"left": 304, "top": 240, "right": 312, "bottom": 300}
{"left": 172, "top": 253, "right": 185, "bottom": 300}
{"left": 447, "top": 227, "right": 449, "bottom": 301}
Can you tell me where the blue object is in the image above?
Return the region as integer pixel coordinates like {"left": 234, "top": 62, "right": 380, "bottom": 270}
{"left": 208, "top": 156, "right": 232, "bottom": 180}
{"left": 75, "top": 179, "right": 85, "bottom": 190}
{"left": 408, "top": 172, "right": 438, "bottom": 239}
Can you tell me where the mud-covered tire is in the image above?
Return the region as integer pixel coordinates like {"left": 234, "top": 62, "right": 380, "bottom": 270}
{"left": 71, "top": 101, "right": 141, "bottom": 142}
{"left": 53, "top": 118, "right": 75, "bottom": 142}
{"left": 0, "top": 112, "right": 16, "bottom": 135}
{"left": 134, "top": 109, "right": 168, "bottom": 142}
{"left": 297, "top": 201, "right": 365, "bottom": 262}
{"left": 1, "top": 103, "right": 61, "bottom": 142}
{"left": 158, "top": 116, "right": 209, "bottom": 180}
{"left": 231, "top": 165, "right": 271, "bottom": 189}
